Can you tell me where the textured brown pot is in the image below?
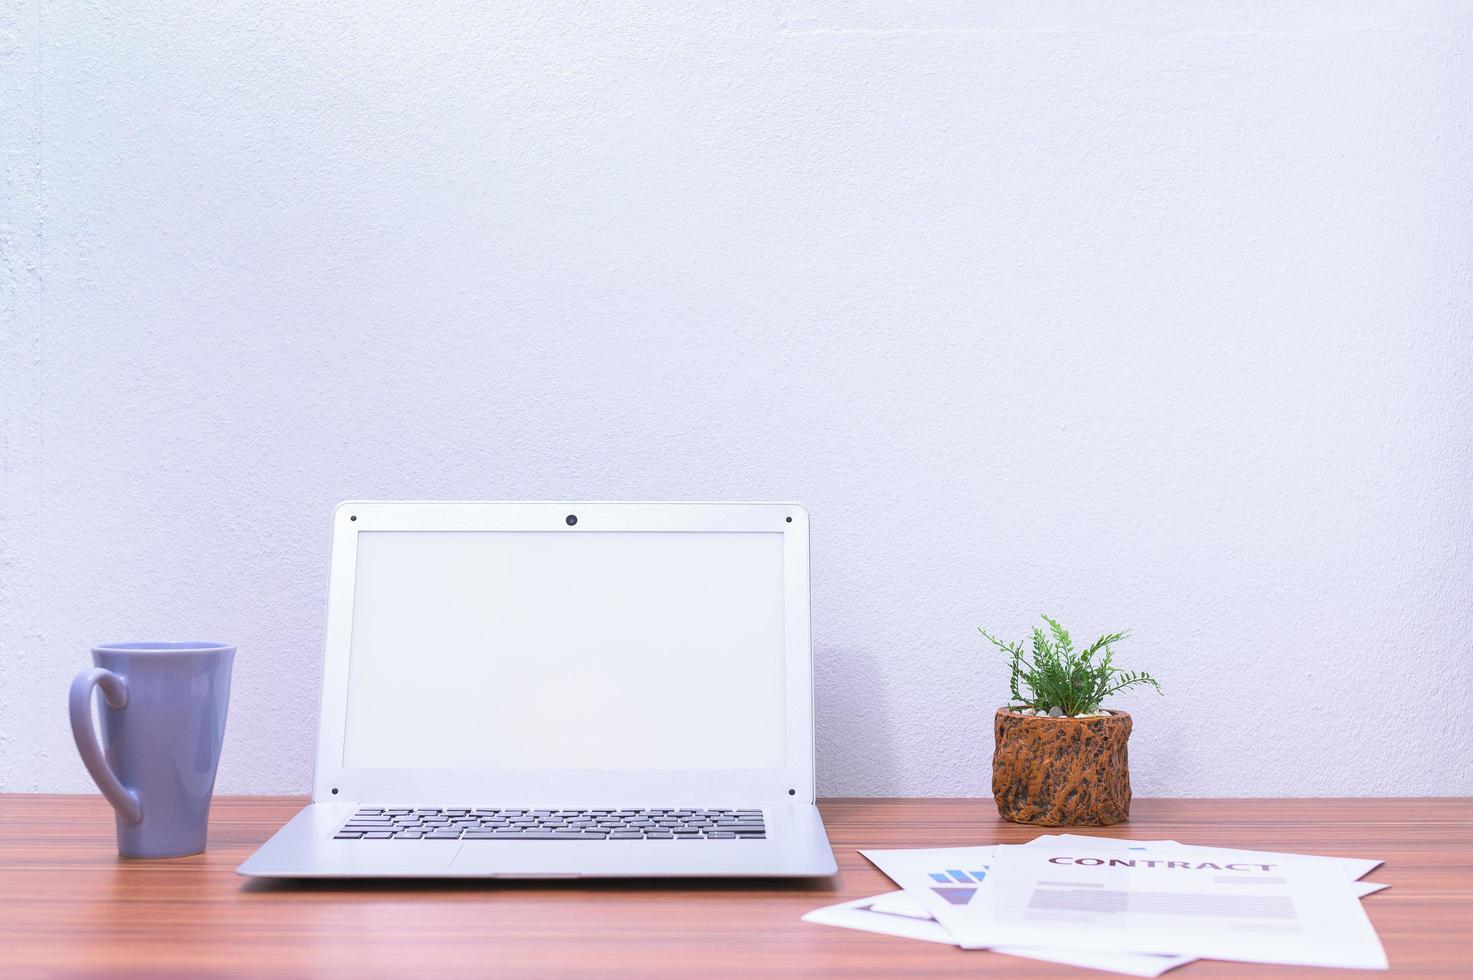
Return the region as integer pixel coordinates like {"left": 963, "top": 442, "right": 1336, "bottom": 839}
{"left": 992, "top": 707, "right": 1132, "bottom": 826}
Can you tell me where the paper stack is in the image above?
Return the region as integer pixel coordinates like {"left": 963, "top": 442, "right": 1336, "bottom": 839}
{"left": 804, "top": 834, "right": 1388, "bottom": 975}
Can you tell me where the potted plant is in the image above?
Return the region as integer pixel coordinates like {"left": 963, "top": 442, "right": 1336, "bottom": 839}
{"left": 980, "top": 615, "right": 1161, "bottom": 826}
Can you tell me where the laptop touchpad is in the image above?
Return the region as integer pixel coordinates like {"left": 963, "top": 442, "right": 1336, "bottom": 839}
{"left": 450, "top": 841, "right": 636, "bottom": 876}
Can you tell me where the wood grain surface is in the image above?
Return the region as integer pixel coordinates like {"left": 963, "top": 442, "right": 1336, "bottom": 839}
{"left": 0, "top": 795, "right": 1467, "bottom": 978}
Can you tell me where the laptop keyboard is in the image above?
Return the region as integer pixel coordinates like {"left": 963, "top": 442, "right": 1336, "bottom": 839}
{"left": 334, "top": 807, "right": 767, "bottom": 840}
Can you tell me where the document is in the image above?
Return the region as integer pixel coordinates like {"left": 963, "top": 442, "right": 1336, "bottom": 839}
{"left": 859, "top": 844, "right": 1007, "bottom": 947}
{"left": 802, "top": 892, "right": 1195, "bottom": 977}
{"left": 980, "top": 840, "right": 1388, "bottom": 970}
{"left": 861, "top": 841, "right": 1186, "bottom": 950}
{"left": 858, "top": 844, "right": 1198, "bottom": 974}
{"left": 823, "top": 837, "right": 1386, "bottom": 972}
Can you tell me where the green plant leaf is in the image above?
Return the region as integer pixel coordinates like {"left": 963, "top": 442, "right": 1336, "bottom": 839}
{"left": 979, "top": 616, "right": 1160, "bottom": 714}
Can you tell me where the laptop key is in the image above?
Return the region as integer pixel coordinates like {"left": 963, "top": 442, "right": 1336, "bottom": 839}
{"left": 706, "top": 832, "right": 736, "bottom": 839}
{"left": 426, "top": 830, "right": 462, "bottom": 839}
{"left": 334, "top": 831, "right": 365, "bottom": 839}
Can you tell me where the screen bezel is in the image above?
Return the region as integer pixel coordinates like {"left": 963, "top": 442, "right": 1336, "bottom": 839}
{"left": 311, "top": 501, "right": 814, "bottom": 806}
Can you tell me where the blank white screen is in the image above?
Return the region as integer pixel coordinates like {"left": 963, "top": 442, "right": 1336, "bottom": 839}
{"left": 342, "top": 530, "right": 787, "bottom": 770}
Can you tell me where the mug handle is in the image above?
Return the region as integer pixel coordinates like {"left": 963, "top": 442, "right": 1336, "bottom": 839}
{"left": 69, "top": 668, "right": 143, "bottom": 825}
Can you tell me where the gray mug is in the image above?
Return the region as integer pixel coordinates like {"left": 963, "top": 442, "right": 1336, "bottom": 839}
{"left": 69, "top": 641, "right": 235, "bottom": 857}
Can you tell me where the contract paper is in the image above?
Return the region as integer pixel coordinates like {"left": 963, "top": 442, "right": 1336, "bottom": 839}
{"left": 860, "top": 845, "right": 1007, "bottom": 948}
{"left": 981, "top": 841, "right": 1388, "bottom": 970}
{"left": 802, "top": 892, "right": 1195, "bottom": 977}
{"left": 858, "top": 845, "right": 1197, "bottom": 974}
{"left": 861, "top": 841, "right": 1184, "bottom": 950}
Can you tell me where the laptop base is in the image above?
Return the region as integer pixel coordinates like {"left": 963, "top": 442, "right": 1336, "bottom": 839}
{"left": 237, "top": 801, "right": 838, "bottom": 878}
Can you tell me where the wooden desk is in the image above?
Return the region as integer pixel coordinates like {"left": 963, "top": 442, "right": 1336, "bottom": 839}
{"left": 0, "top": 796, "right": 1467, "bottom": 977}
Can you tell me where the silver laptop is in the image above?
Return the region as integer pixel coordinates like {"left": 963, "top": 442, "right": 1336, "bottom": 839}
{"left": 238, "top": 501, "right": 837, "bottom": 878}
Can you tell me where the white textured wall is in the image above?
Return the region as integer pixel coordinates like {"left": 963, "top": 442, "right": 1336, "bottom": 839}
{"left": 3, "top": 3, "right": 1471, "bottom": 798}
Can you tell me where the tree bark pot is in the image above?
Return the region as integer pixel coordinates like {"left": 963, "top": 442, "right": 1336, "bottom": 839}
{"left": 992, "top": 707, "right": 1132, "bottom": 826}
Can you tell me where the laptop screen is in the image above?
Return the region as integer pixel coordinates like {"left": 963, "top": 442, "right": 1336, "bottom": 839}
{"left": 341, "top": 529, "right": 788, "bottom": 771}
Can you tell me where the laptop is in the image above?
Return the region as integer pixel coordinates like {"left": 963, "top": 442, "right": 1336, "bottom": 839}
{"left": 237, "top": 501, "right": 837, "bottom": 878}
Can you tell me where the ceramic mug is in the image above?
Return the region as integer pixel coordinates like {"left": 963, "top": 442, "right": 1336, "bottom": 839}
{"left": 69, "top": 641, "right": 235, "bottom": 857}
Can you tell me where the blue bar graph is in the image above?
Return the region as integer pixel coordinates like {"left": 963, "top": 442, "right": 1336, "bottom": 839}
{"left": 929, "top": 868, "right": 990, "bottom": 884}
